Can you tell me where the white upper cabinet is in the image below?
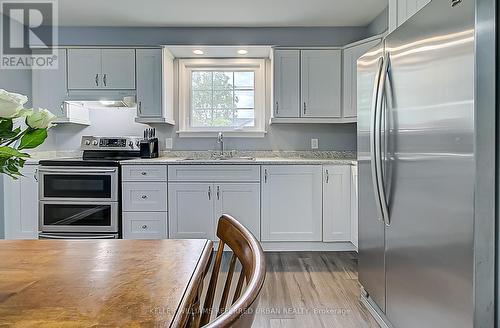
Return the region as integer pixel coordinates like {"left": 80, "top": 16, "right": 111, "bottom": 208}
{"left": 273, "top": 50, "right": 300, "bottom": 118}
{"left": 67, "top": 49, "right": 135, "bottom": 90}
{"left": 67, "top": 49, "right": 102, "bottom": 89}
{"left": 322, "top": 165, "right": 351, "bottom": 242}
{"left": 261, "top": 165, "right": 322, "bottom": 242}
{"left": 32, "top": 48, "right": 67, "bottom": 117}
{"left": 390, "top": 0, "right": 431, "bottom": 32}
{"left": 100, "top": 49, "right": 136, "bottom": 89}
{"left": 301, "top": 50, "right": 342, "bottom": 118}
{"left": 136, "top": 49, "right": 162, "bottom": 119}
{"left": 342, "top": 39, "right": 381, "bottom": 119}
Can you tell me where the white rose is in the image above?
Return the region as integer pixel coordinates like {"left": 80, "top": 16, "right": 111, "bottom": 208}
{"left": 26, "top": 108, "right": 56, "bottom": 129}
{"left": 0, "top": 89, "right": 28, "bottom": 118}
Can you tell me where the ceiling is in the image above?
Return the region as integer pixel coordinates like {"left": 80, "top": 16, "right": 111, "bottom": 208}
{"left": 54, "top": 0, "right": 387, "bottom": 27}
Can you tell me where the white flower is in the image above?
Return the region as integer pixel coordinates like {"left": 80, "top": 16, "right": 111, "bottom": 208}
{"left": 26, "top": 108, "right": 56, "bottom": 129}
{"left": 0, "top": 89, "right": 28, "bottom": 118}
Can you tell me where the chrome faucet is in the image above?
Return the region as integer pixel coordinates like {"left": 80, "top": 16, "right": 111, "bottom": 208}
{"left": 217, "top": 132, "right": 224, "bottom": 155}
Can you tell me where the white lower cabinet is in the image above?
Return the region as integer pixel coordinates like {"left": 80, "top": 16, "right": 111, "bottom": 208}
{"left": 121, "top": 165, "right": 168, "bottom": 239}
{"left": 322, "top": 165, "right": 351, "bottom": 242}
{"left": 3, "top": 164, "right": 39, "bottom": 239}
{"left": 168, "top": 183, "right": 215, "bottom": 240}
{"left": 168, "top": 182, "right": 260, "bottom": 240}
{"left": 261, "top": 165, "right": 322, "bottom": 241}
{"left": 122, "top": 212, "right": 167, "bottom": 239}
{"left": 350, "top": 165, "right": 359, "bottom": 249}
{"left": 215, "top": 183, "right": 260, "bottom": 239}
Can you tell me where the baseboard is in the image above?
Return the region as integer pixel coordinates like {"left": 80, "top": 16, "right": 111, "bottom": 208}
{"left": 260, "top": 241, "right": 356, "bottom": 252}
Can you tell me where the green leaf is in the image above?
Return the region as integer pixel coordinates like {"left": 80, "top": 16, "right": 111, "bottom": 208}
{"left": 0, "top": 119, "right": 19, "bottom": 139}
{"left": 18, "top": 128, "right": 47, "bottom": 150}
{"left": 0, "top": 146, "right": 29, "bottom": 159}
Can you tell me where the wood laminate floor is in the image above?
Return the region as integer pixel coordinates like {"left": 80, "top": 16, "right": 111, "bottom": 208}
{"left": 206, "top": 251, "right": 379, "bottom": 328}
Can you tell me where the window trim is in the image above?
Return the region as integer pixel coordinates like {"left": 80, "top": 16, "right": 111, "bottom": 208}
{"left": 177, "top": 58, "right": 267, "bottom": 137}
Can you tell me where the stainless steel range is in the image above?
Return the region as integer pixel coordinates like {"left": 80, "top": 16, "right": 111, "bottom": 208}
{"left": 38, "top": 136, "right": 142, "bottom": 239}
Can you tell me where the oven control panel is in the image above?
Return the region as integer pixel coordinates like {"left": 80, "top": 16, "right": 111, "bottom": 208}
{"left": 81, "top": 136, "right": 142, "bottom": 151}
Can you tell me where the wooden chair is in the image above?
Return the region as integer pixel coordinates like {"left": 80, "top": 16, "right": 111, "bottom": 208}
{"left": 197, "top": 214, "right": 266, "bottom": 328}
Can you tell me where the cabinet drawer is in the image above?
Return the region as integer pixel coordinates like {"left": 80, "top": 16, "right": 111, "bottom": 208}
{"left": 122, "top": 165, "right": 167, "bottom": 181}
{"left": 122, "top": 212, "right": 167, "bottom": 239}
{"left": 122, "top": 182, "right": 167, "bottom": 212}
{"left": 168, "top": 165, "right": 260, "bottom": 182}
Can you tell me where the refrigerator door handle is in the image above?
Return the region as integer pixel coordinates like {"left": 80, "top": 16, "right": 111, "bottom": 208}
{"left": 375, "top": 53, "right": 391, "bottom": 226}
{"left": 370, "top": 56, "right": 385, "bottom": 223}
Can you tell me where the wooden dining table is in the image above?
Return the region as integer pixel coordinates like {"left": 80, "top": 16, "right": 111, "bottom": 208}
{"left": 0, "top": 239, "right": 213, "bottom": 327}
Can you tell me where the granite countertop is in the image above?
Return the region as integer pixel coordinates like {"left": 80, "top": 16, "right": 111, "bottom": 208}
{"left": 121, "top": 151, "right": 357, "bottom": 165}
{"left": 23, "top": 150, "right": 357, "bottom": 165}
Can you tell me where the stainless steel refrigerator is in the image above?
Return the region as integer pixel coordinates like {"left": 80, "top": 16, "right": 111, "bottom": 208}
{"left": 356, "top": 0, "right": 494, "bottom": 327}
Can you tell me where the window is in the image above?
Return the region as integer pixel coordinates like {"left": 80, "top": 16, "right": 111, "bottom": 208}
{"left": 178, "top": 59, "right": 266, "bottom": 137}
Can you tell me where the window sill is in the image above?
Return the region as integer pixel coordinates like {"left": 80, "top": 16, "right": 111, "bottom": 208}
{"left": 177, "top": 130, "right": 267, "bottom": 138}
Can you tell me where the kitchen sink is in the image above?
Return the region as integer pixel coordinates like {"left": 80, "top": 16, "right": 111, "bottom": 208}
{"left": 178, "top": 156, "right": 256, "bottom": 162}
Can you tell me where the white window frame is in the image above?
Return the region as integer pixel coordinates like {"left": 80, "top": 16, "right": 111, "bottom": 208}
{"left": 178, "top": 58, "right": 267, "bottom": 137}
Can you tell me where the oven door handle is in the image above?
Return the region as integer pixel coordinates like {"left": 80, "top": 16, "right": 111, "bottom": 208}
{"left": 38, "top": 168, "right": 117, "bottom": 174}
{"left": 38, "top": 233, "right": 117, "bottom": 239}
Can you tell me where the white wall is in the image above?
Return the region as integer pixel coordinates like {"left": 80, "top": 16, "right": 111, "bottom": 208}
{"left": 53, "top": 107, "right": 149, "bottom": 150}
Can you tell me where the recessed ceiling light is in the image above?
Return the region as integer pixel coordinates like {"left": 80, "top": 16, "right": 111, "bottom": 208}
{"left": 193, "top": 49, "right": 204, "bottom": 55}
{"left": 237, "top": 49, "right": 248, "bottom": 55}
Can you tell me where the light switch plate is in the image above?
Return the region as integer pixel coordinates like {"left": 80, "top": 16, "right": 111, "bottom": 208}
{"left": 311, "top": 138, "right": 319, "bottom": 150}
{"left": 165, "top": 138, "right": 173, "bottom": 149}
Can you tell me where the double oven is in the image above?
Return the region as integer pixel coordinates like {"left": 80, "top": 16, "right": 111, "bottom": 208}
{"left": 38, "top": 163, "right": 120, "bottom": 239}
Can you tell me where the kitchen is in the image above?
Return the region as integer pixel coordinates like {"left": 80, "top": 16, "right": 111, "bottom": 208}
{"left": 0, "top": 0, "right": 497, "bottom": 327}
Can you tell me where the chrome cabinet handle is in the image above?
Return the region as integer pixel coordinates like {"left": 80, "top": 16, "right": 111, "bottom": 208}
{"left": 103, "top": 74, "right": 107, "bottom": 87}
{"left": 275, "top": 101, "right": 279, "bottom": 114}
{"left": 95, "top": 74, "right": 99, "bottom": 86}
{"left": 303, "top": 102, "right": 307, "bottom": 114}
{"left": 325, "top": 169, "right": 329, "bottom": 183}
{"left": 264, "top": 169, "right": 268, "bottom": 183}
{"left": 208, "top": 186, "right": 212, "bottom": 200}
{"left": 141, "top": 224, "right": 148, "bottom": 230}
{"left": 34, "top": 169, "right": 38, "bottom": 182}
{"left": 141, "top": 195, "right": 148, "bottom": 199}
{"left": 216, "top": 186, "right": 220, "bottom": 200}
{"left": 138, "top": 101, "right": 142, "bottom": 114}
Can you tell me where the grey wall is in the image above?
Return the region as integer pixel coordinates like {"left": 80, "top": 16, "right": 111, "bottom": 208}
{"left": 43, "top": 26, "right": 366, "bottom": 151}
{"left": 367, "top": 7, "right": 389, "bottom": 36}
{"left": 52, "top": 26, "right": 368, "bottom": 47}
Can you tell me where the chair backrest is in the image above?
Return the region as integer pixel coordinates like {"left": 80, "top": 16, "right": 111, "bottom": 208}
{"left": 200, "top": 214, "right": 266, "bottom": 328}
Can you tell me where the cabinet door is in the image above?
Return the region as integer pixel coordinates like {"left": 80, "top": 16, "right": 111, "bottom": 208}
{"left": 343, "top": 39, "right": 381, "bottom": 119}
{"left": 322, "top": 165, "right": 351, "bottom": 242}
{"left": 301, "top": 50, "right": 342, "bottom": 118}
{"left": 101, "top": 49, "right": 136, "bottom": 89}
{"left": 122, "top": 212, "right": 167, "bottom": 239}
{"left": 168, "top": 183, "right": 215, "bottom": 239}
{"left": 215, "top": 183, "right": 260, "bottom": 240}
{"left": 261, "top": 165, "right": 322, "bottom": 241}
{"left": 273, "top": 50, "right": 300, "bottom": 118}
{"left": 122, "top": 182, "right": 168, "bottom": 212}
{"left": 350, "top": 165, "right": 359, "bottom": 249}
{"left": 136, "top": 49, "right": 162, "bottom": 118}
{"left": 3, "top": 165, "right": 39, "bottom": 239}
{"left": 32, "top": 49, "right": 67, "bottom": 117}
{"left": 67, "top": 49, "right": 102, "bottom": 89}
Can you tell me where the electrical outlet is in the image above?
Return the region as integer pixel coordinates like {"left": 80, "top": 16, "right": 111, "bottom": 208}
{"left": 165, "top": 138, "right": 173, "bottom": 149}
{"left": 311, "top": 138, "right": 319, "bottom": 150}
